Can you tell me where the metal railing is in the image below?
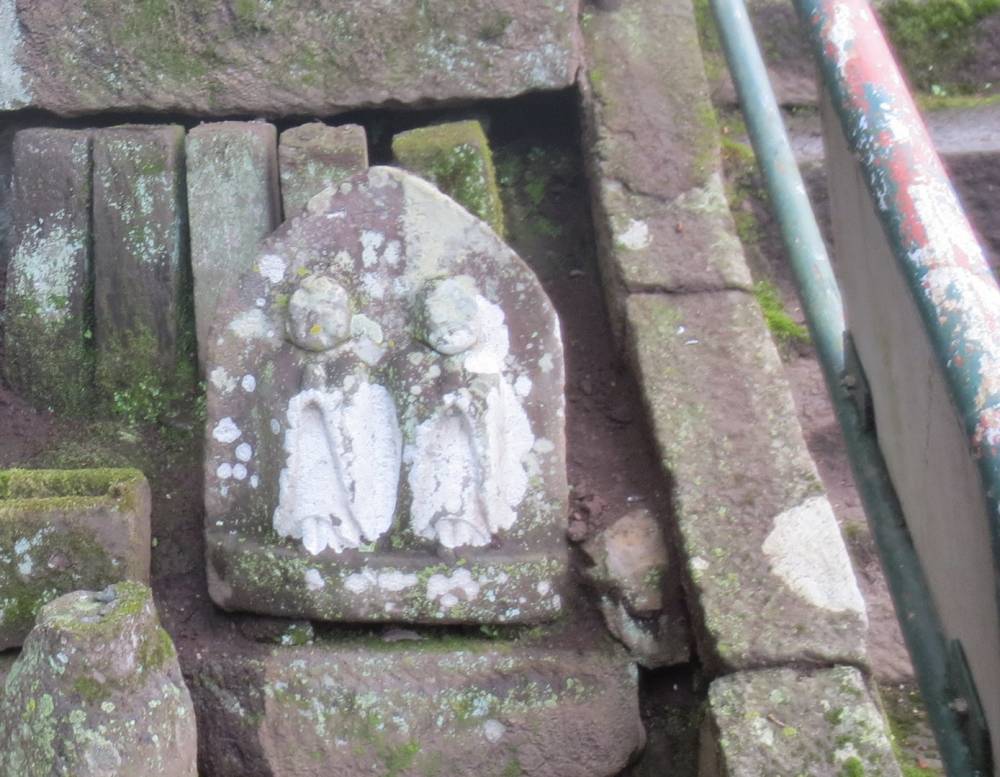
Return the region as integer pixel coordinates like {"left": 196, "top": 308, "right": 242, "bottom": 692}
{"left": 708, "top": 0, "right": 999, "bottom": 773}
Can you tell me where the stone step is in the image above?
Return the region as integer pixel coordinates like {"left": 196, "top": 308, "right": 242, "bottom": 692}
{"left": 188, "top": 627, "right": 642, "bottom": 777}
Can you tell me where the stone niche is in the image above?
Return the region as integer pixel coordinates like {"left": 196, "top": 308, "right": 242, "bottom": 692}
{"left": 204, "top": 166, "right": 568, "bottom": 624}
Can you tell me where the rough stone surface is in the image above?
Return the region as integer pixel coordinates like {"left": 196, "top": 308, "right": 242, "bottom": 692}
{"left": 3, "top": 128, "right": 94, "bottom": 414}
{"left": 699, "top": 666, "right": 902, "bottom": 776}
{"left": 1, "top": 1, "right": 581, "bottom": 116}
{"left": 584, "top": 508, "right": 667, "bottom": 614}
{"left": 0, "top": 582, "right": 197, "bottom": 776}
{"left": 204, "top": 166, "right": 568, "bottom": 624}
{"left": 0, "top": 468, "right": 151, "bottom": 650}
{"left": 393, "top": 120, "right": 506, "bottom": 236}
{"left": 583, "top": 508, "right": 689, "bottom": 667}
{"left": 189, "top": 631, "right": 642, "bottom": 777}
{"left": 187, "top": 121, "right": 281, "bottom": 367}
{"left": 279, "top": 123, "right": 368, "bottom": 218}
{"left": 625, "top": 291, "right": 868, "bottom": 672}
{"left": 597, "top": 596, "right": 691, "bottom": 669}
{"left": 93, "top": 124, "right": 195, "bottom": 409}
{"left": 580, "top": 0, "right": 752, "bottom": 339}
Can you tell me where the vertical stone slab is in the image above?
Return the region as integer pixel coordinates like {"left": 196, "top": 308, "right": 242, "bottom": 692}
{"left": 392, "top": 120, "right": 506, "bottom": 236}
{"left": 3, "top": 128, "right": 94, "bottom": 413}
{"left": 0, "top": 468, "right": 151, "bottom": 649}
{"left": 186, "top": 121, "right": 280, "bottom": 367}
{"left": 93, "top": 125, "right": 194, "bottom": 412}
{"left": 278, "top": 122, "right": 368, "bottom": 217}
{"left": 204, "top": 166, "right": 567, "bottom": 624}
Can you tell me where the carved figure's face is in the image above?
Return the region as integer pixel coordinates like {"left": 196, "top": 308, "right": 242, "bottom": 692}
{"left": 286, "top": 274, "right": 351, "bottom": 352}
{"left": 419, "top": 277, "right": 480, "bottom": 355}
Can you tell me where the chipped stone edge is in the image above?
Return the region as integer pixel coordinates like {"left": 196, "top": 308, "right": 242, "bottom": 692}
{"left": 698, "top": 666, "right": 903, "bottom": 777}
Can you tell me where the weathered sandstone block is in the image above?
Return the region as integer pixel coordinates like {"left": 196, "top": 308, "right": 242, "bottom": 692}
{"left": 0, "top": 468, "right": 151, "bottom": 649}
{"left": 279, "top": 122, "right": 368, "bottom": 217}
{"left": 191, "top": 631, "right": 641, "bottom": 777}
{"left": 0, "top": 582, "right": 197, "bottom": 777}
{"left": 93, "top": 124, "right": 194, "bottom": 413}
{"left": 187, "top": 121, "right": 281, "bottom": 365}
{"left": 0, "top": 1, "right": 581, "bottom": 117}
{"left": 699, "top": 667, "right": 901, "bottom": 776}
{"left": 3, "top": 128, "right": 94, "bottom": 413}
{"left": 393, "top": 120, "right": 505, "bottom": 236}
{"left": 626, "top": 291, "right": 868, "bottom": 671}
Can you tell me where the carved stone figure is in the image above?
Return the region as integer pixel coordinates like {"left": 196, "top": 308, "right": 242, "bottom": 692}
{"left": 204, "top": 166, "right": 567, "bottom": 624}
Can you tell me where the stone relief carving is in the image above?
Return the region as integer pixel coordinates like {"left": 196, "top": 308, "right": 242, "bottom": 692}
{"left": 406, "top": 277, "right": 534, "bottom": 549}
{"left": 204, "top": 166, "right": 567, "bottom": 624}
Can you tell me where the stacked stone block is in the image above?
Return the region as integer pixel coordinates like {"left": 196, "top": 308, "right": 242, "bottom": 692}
{"left": 3, "top": 129, "right": 94, "bottom": 414}
{"left": 278, "top": 122, "right": 368, "bottom": 217}
{"left": 186, "top": 121, "right": 281, "bottom": 367}
{"left": 392, "top": 120, "right": 506, "bottom": 236}
{"left": 0, "top": 468, "right": 151, "bottom": 649}
{"left": 93, "top": 124, "right": 195, "bottom": 412}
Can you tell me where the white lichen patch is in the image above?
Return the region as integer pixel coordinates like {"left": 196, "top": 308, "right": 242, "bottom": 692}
{"left": 426, "top": 568, "right": 480, "bottom": 608}
{"left": 615, "top": 218, "right": 652, "bottom": 251}
{"left": 241, "top": 374, "right": 257, "bottom": 393}
{"left": 212, "top": 417, "right": 242, "bottom": 444}
{"left": 258, "top": 254, "right": 287, "bottom": 284}
{"left": 342, "top": 569, "right": 418, "bottom": 595}
{"left": 762, "top": 496, "right": 867, "bottom": 619}
{"left": 10, "top": 223, "right": 86, "bottom": 320}
{"left": 273, "top": 382, "right": 402, "bottom": 555}
{"left": 406, "top": 380, "right": 533, "bottom": 548}
{"left": 229, "top": 309, "right": 273, "bottom": 340}
{"left": 483, "top": 719, "right": 506, "bottom": 743}
{"left": 304, "top": 568, "right": 325, "bottom": 591}
{"left": 209, "top": 367, "right": 237, "bottom": 394}
{"left": 0, "top": 0, "right": 29, "bottom": 110}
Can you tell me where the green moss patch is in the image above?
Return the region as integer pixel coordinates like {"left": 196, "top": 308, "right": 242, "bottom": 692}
{"left": 392, "top": 120, "right": 506, "bottom": 237}
{"left": 881, "top": 0, "right": 1000, "bottom": 92}
{"left": 753, "top": 280, "right": 810, "bottom": 348}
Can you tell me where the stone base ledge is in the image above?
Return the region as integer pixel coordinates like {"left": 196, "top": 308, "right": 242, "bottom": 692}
{"left": 188, "top": 631, "right": 643, "bottom": 777}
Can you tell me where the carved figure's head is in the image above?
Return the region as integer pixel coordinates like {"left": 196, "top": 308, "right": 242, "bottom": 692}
{"left": 286, "top": 274, "right": 352, "bottom": 352}
{"left": 417, "top": 276, "right": 481, "bottom": 355}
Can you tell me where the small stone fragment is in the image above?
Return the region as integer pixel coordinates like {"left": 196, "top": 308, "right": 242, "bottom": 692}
{"left": 186, "top": 121, "right": 281, "bottom": 367}
{"left": 93, "top": 124, "right": 195, "bottom": 414}
{"left": 0, "top": 468, "right": 151, "bottom": 649}
{"left": 699, "top": 666, "right": 902, "bottom": 776}
{"left": 3, "top": 128, "right": 94, "bottom": 413}
{"left": 0, "top": 582, "right": 197, "bottom": 776}
{"left": 597, "top": 596, "right": 691, "bottom": 669}
{"left": 583, "top": 508, "right": 668, "bottom": 615}
{"left": 392, "top": 120, "right": 506, "bottom": 236}
{"left": 279, "top": 122, "right": 368, "bottom": 217}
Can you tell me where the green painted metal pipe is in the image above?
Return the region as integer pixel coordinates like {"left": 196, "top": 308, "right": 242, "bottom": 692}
{"left": 707, "top": 0, "right": 981, "bottom": 773}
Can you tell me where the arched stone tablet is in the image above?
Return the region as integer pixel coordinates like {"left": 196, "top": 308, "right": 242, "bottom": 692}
{"left": 204, "top": 166, "right": 567, "bottom": 624}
